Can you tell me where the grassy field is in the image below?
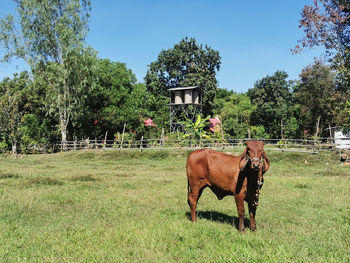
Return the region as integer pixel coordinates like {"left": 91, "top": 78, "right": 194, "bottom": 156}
{"left": 0, "top": 149, "right": 349, "bottom": 262}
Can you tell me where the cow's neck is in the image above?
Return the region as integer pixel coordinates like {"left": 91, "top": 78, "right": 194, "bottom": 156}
{"left": 245, "top": 167, "right": 263, "bottom": 207}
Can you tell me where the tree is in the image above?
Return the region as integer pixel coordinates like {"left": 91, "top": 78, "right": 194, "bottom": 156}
{"left": 295, "top": 60, "right": 343, "bottom": 137}
{"left": 212, "top": 89, "right": 270, "bottom": 139}
{"left": 145, "top": 37, "right": 221, "bottom": 119}
{"left": 213, "top": 92, "right": 256, "bottom": 138}
{"left": 294, "top": 0, "right": 350, "bottom": 88}
{"left": 247, "top": 71, "right": 299, "bottom": 139}
{"left": 0, "top": 72, "right": 31, "bottom": 154}
{"left": 0, "top": 0, "right": 92, "bottom": 147}
{"left": 212, "top": 88, "right": 235, "bottom": 114}
{"left": 20, "top": 113, "right": 52, "bottom": 153}
{"left": 344, "top": 101, "right": 350, "bottom": 132}
{"left": 72, "top": 58, "right": 147, "bottom": 140}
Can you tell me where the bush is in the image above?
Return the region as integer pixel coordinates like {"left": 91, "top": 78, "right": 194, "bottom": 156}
{"left": 250, "top": 125, "right": 270, "bottom": 139}
{"left": 20, "top": 114, "right": 50, "bottom": 153}
{"left": 0, "top": 141, "right": 8, "bottom": 153}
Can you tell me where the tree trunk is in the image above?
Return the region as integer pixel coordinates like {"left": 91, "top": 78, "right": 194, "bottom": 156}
{"left": 280, "top": 119, "right": 284, "bottom": 139}
{"left": 60, "top": 114, "right": 68, "bottom": 151}
{"left": 120, "top": 123, "right": 126, "bottom": 148}
{"left": 328, "top": 125, "right": 332, "bottom": 138}
{"left": 11, "top": 138, "right": 17, "bottom": 156}
{"left": 315, "top": 116, "right": 321, "bottom": 139}
{"left": 59, "top": 83, "right": 70, "bottom": 151}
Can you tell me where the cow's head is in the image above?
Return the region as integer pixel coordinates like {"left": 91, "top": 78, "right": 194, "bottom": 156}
{"left": 239, "top": 141, "right": 270, "bottom": 173}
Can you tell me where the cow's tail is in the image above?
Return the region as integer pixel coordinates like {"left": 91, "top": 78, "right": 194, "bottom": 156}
{"left": 186, "top": 168, "right": 190, "bottom": 195}
{"left": 186, "top": 158, "right": 191, "bottom": 195}
{"left": 187, "top": 177, "right": 190, "bottom": 195}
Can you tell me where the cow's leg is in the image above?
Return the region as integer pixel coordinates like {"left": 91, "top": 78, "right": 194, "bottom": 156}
{"left": 188, "top": 188, "right": 199, "bottom": 222}
{"left": 234, "top": 194, "right": 246, "bottom": 232}
{"left": 248, "top": 203, "right": 257, "bottom": 231}
{"left": 188, "top": 185, "right": 205, "bottom": 222}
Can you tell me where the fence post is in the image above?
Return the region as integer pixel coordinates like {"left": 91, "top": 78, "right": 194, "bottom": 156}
{"left": 161, "top": 128, "right": 165, "bottom": 148}
{"left": 85, "top": 138, "right": 90, "bottom": 149}
{"left": 104, "top": 131, "right": 108, "bottom": 149}
{"left": 140, "top": 136, "right": 144, "bottom": 150}
{"left": 121, "top": 123, "right": 126, "bottom": 149}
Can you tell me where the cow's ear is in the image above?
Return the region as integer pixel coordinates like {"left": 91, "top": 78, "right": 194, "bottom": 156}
{"left": 262, "top": 150, "right": 270, "bottom": 173}
{"left": 239, "top": 147, "right": 248, "bottom": 171}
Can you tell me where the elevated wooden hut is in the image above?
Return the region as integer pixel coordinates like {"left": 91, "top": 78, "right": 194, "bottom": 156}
{"left": 168, "top": 86, "right": 202, "bottom": 132}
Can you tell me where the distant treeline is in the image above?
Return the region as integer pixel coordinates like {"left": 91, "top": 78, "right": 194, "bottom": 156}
{"left": 0, "top": 1, "right": 349, "bottom": 154}
{"left": 1, "top": 55, "right": 348, "bottom": 154}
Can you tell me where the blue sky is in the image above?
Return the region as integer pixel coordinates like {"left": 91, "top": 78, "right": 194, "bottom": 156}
{"left": 0, "top": 0, "right": 324, "bottom": 93}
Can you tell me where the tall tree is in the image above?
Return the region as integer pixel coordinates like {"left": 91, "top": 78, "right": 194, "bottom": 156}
{"left": 73, "top": 58, "right": 147, "bottom": 139}
{"left": 247, "top": 71, "right": 299, "bottom": 139}
{"left": 294, "top": 0, "right": 350, "bottom": 88}
{"left": 0, "top": 72, "right": 31, "bottom": 154}
{"left": 33, "top": 47, "right": 97, "bottom": 142}
{"left": 295, "top": 60, "right": 342, "bottom": 137}
{"left": 145, "top": 37, "right": 221, "bottom": 118}
{"left": 0, "top": 0, "right": 92, "bottom": 147}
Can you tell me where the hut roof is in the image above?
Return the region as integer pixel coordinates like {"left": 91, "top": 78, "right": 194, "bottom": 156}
{"left": 168, "top": 86, "right": 199, "bottom": 91}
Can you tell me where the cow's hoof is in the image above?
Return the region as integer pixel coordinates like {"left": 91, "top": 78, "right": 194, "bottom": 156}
{"left": 250, "top": 224, "right": 257, "bottom": 231}
{"left": 238, "top": 228, "right": 246, "bottom": 233}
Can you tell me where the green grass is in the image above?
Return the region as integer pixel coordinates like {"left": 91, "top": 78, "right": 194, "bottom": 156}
{"left": 0, "top": 149, "right": 349, "bottom": 262}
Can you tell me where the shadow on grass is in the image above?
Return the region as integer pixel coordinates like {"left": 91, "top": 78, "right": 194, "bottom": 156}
{"left": 0, "top": 173, "right": 20, "bottom": 179}
{"left": 185, "top": 210, "right": 250, "bottom": 230}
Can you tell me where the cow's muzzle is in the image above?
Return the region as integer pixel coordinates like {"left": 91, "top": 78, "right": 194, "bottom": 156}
{"left": 248, "top": 156, "right": 262, "bottom": 170}
{"left": 253, "top": 163, "right": 260, "bottom": 169}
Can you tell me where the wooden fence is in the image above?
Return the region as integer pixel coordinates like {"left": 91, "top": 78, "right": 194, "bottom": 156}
{"left": 44, "top": 137, "right": 350, "bottom": 154}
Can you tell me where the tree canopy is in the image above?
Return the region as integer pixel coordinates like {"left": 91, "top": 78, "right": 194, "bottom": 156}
{"left": 0, "top": 0, "right": 93, "bottom": 147}
{"left": 145, "top": 37, "right": 221, "bottom": 116}
{"left": 74, "top": 58, "right": 147, "bottom": 139}
{"left": 213, "top": 91, "right": 261, "bottom": 138}
{"left": 247, "top": 71, "right": 299, "bottom": 139}
{"left": 294, "top": 0, "right": 350, "bottom": 88}
{"left": 295, "top": 60, "right": 346, "bottom": 137}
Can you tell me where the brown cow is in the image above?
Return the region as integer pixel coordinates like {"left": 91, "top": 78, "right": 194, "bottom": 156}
{"left": 186, "top": 141, "right": 270, "bottom": 232}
